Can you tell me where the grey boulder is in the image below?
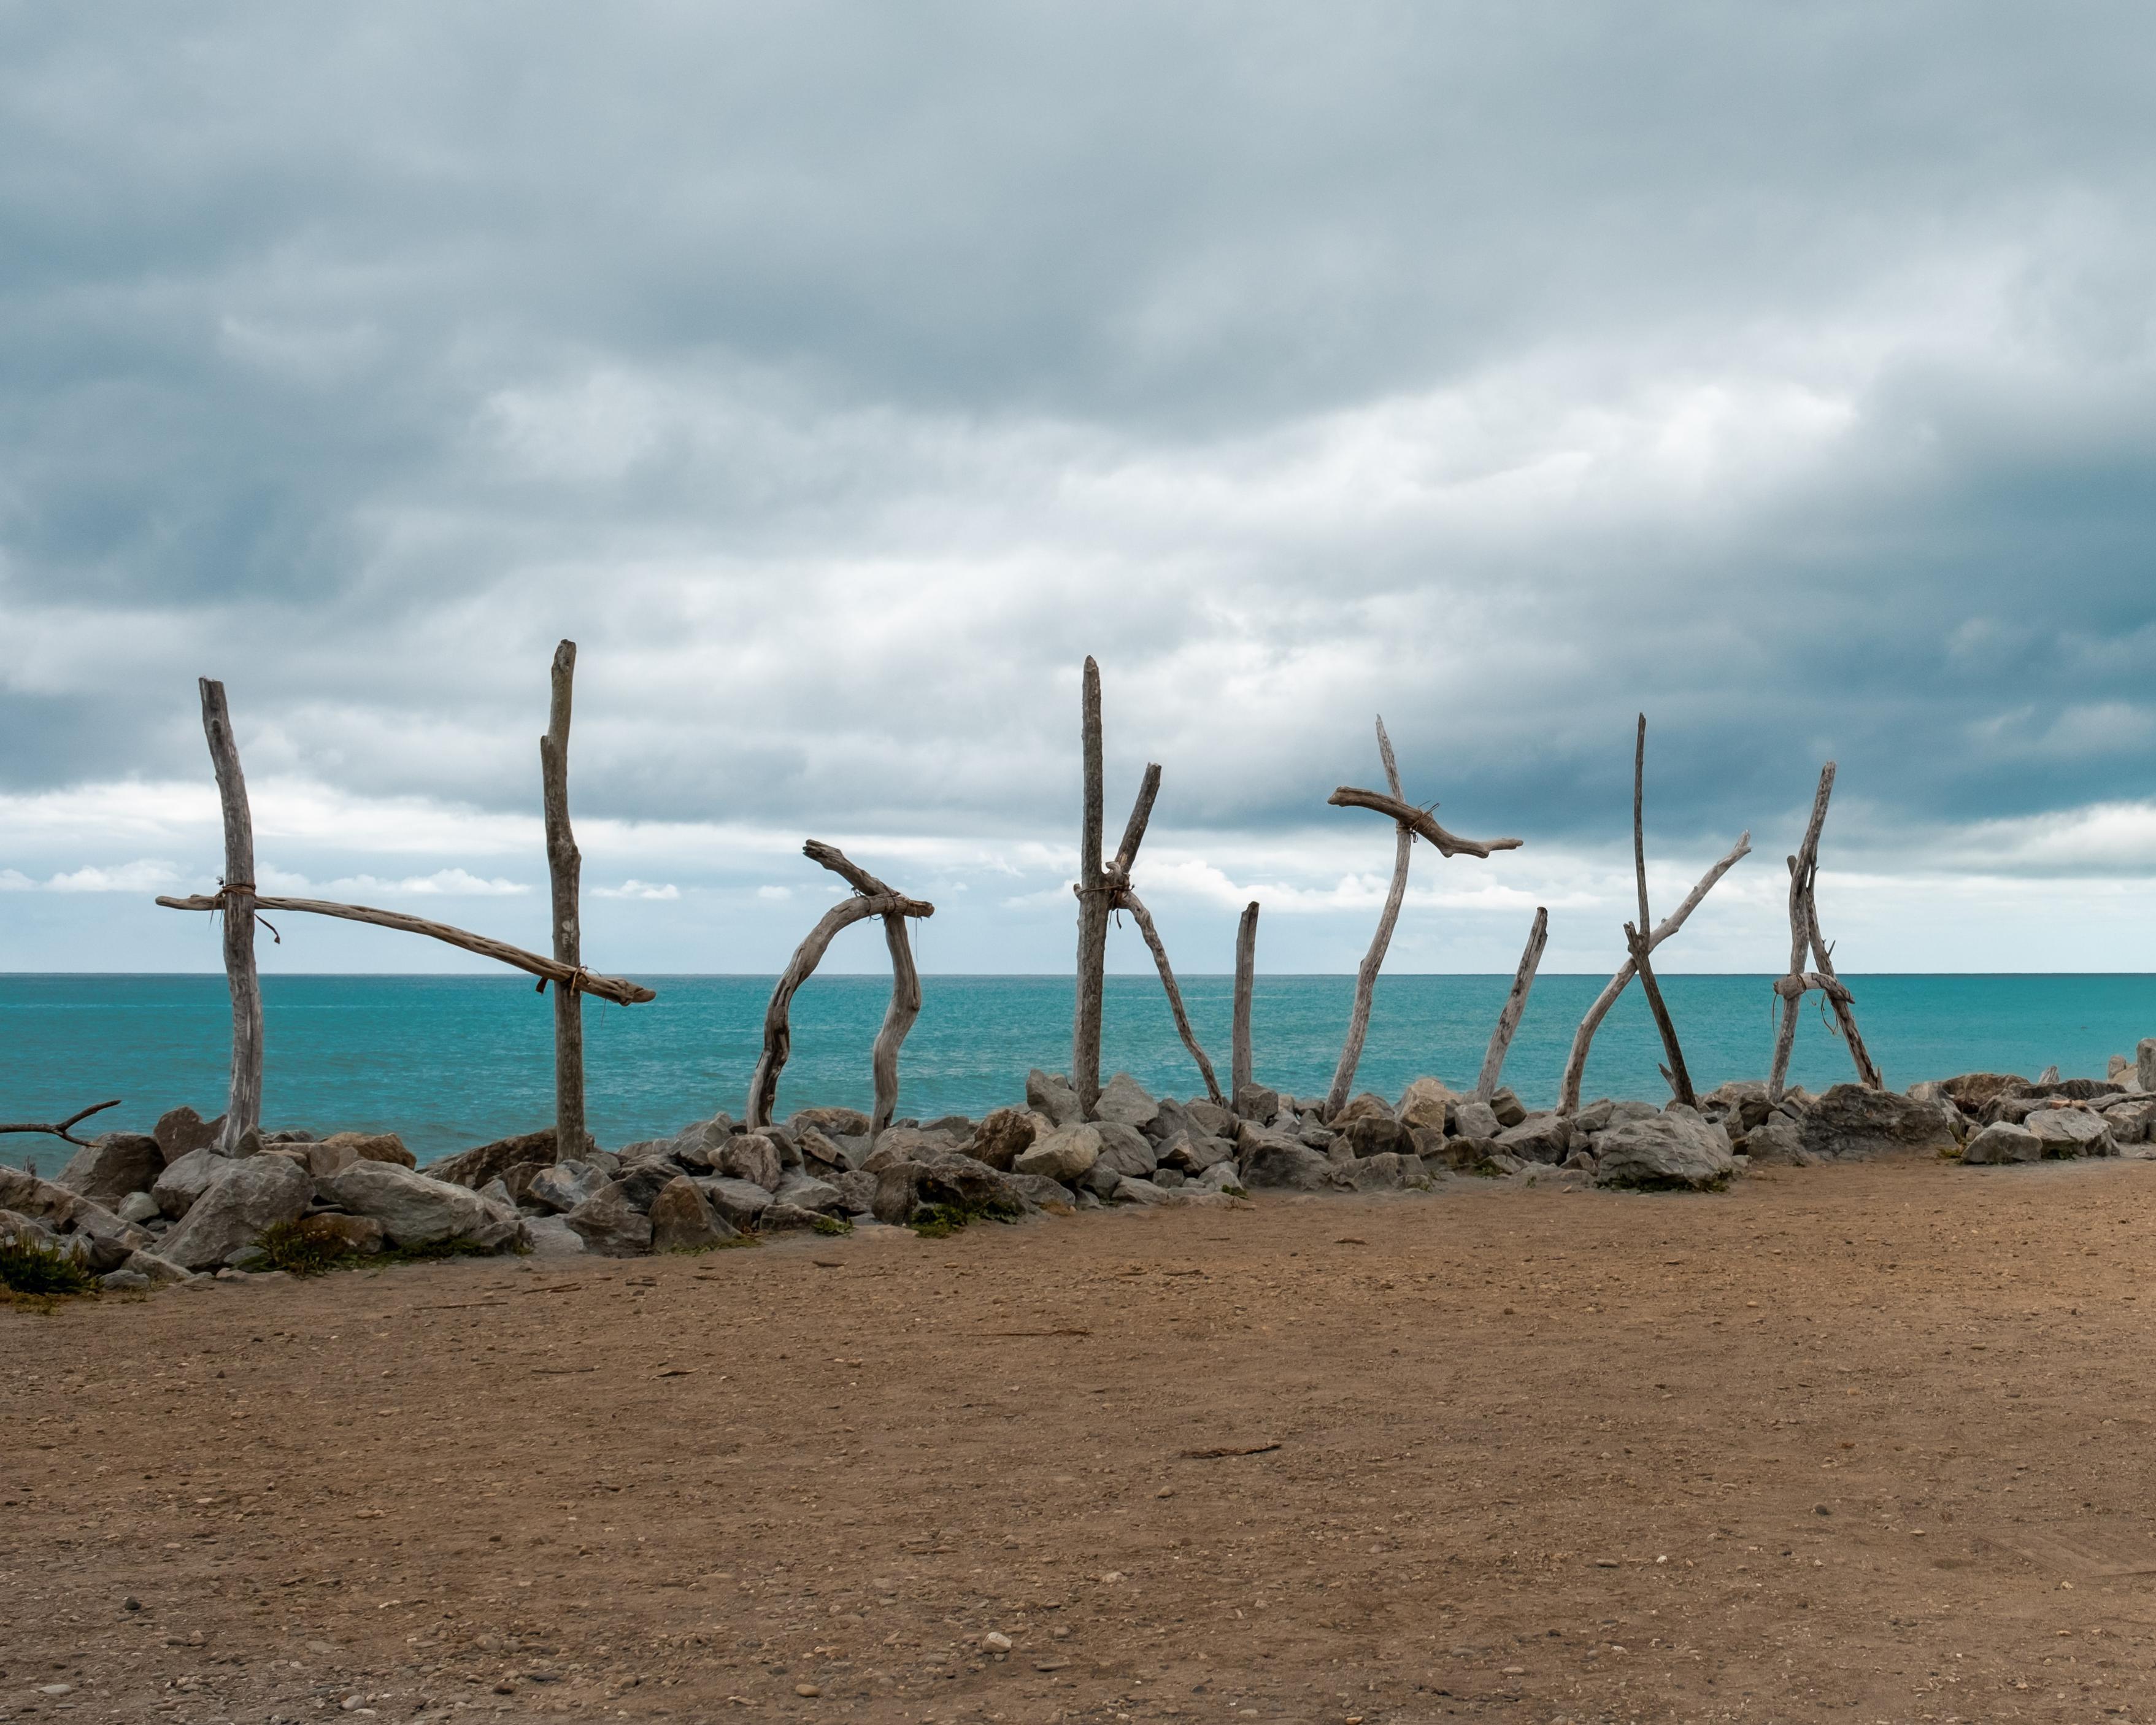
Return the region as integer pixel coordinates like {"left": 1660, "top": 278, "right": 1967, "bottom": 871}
{"left": 1025, "top": 1069, "right": 1084, "bottom": 1128}
{"left": 1961, "top": 1121, "right": 2042, "bottom": 1165}
{"left": 2025, "top": 1108, "right": 2116, "bottom": 1159}
{"left": 1237, "top": 1131, "right": 1338, "bottom": 1192}
{"left": 1798, "top": 1085, "right": 1958, "bottom": 1161}
{"left": 1014, "top": 1124, "right": 1102, "bottom": 1183}
{"left": 152, "top": 1147, "right": 227, "bottom": 1219}
{"left": 1344, "top": 1114, "right": 1415, "bottom": 1159}
{"left": 717, "top": 1133, "right": 784, "bottom": 1192}
{"left": 697, "top": 1176, "right": 774, "bottom": 1229}
{"left": 317, "top": 1161, "right": 524, "bottom": 1252}
{"left": 1595, "top": 1112, "right": 1735, "bottom": 1191}
{"left": 1092, "top": 1122, "right": 1159, "bottom": 1180}
{"left": 1452, "top": 1100, "right": 1502, "bottom": 1140}
{"left": 525, "top": 1160, "right": 609, "bottom": 1214}
{"left": 55, "top": 1133, "right": 164, "bottom": 1208}
{"left": 423, "top": 1126, "right": 565, "bottom": 1190}
{"left": 772, "top": 1170, "right": 846, "bottom": 1214}
{"left": 564, "top": 1182, "right": 654, "bottom": 1256}
{"left": 647, "top": 1176, "right": 738, "bottom": 1252}
{"left": 158, "top": 1154, "right": 314, "bottom": 1271}
{"left": 970, "top": 1107, "right": 1038, "bottom": 1171}
{"left": 1495, "top": 1113, "right": 1572, "bottom": 1165}
{"left": 1093, "top": 1072, "right": 1160, "bottom": 1130}
{"left": 870, "top": 1155, "right": 1028, "bottom": 1226}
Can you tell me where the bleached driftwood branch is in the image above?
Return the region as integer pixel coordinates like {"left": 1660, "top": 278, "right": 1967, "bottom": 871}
{"left": 1325, "top": 786, "right": 1524, "bottom": 859}
{"left": 158, "top": 893, "right": 657, "bottom": 1006}
{"left": 1231, "top": 900, "right": 1259, "bottom": 1105}
{"left": 0, "top": 1099, "right": 120, "bottom": 1147}
{"left": 540, "top": 640, "right": 587, "bottom": 1153}
{"left": 746, "top": 843, "right": 934, "bottom": 1132}
{"left": 1115, "top": 888, "right": 1225, "bottom": 1106}
{"left": 1768, "top": 764, "right": 1882, "bottom": 1101}
{"left": 1473, "top": 906, "right": 1547, "bottom": 1103}
{"left": 199, "top": 677, "right": 262, "bottom": 1151}
{"left": 1625, "top": 717, "right": 1696, "bottom": 1108}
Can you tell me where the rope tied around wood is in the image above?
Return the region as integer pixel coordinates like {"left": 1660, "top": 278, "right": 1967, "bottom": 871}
{"left": 209, "top": 878, "right": 280, "bottom": 943}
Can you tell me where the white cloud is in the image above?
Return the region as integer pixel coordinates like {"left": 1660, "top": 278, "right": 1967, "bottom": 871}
{"left": 594, "top": 879, "right": 681, "bottom": 901}
{"left": 0, "top": 868, "right": 34, "bottom": 891}
{"left": 44, "top": 860, "right": 183, "bottom": 893}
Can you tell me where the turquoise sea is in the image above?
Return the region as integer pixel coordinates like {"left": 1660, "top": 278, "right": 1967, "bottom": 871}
{"left": 4, "top": 973, "right": 2152, "bottom": 1168}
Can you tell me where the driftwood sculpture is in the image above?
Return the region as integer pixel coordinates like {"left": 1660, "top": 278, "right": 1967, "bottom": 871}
{"left": 1323, "top": 717, "right": 1521, "bottom": 1117}
{"left": 0, "top": 1098, "right": 120, "bottom": 1147}
{"left": 746, "top": 842, "right": 933, "bottom": 1136}
{"left": 1231, "top": 900, "right": 1259, "bottom": 1105}
{"left": 1557, "top": 720, "right": 1749, "bottom": 1115}
{"left": 1622, "top": 717, "right": 1698, "bottom": 1107}
{"left": 1767, "top": 763, "right": 1882, "bottom": 1101}
{"left": 1471, "top": 906, "right": 1547, "bottom": 1102}
{"left": 540, "top": 641, "right": 588, "bottom": 1157}
{"left": 1070, "top": 658, "right": 1225, "bottom": 1113}
{"left": 158, "top": 665, "right": 653, "bottom": 1152}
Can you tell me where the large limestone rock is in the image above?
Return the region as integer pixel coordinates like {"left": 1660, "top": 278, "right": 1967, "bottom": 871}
{"left": 2098, "top": 1097, "right": 2156, "bottom": 1144}
{"left": 612, "top": 1159, "right": 683, "bottom": 1212}
{"left": 1395, "top": 1078, "right": 1457, "bottom": 1132}
{"left": 564, "top": 1182, "right": 653, "bottom": 1256}
{"left": 2025, "top": 1108, "right": 2116, "bottom": 1159}
{"left": 772, "top": 1170, "right": 845, "bottom": 1213}
{"left": 1495, "top": 1113, "right": 1572, "bottom": 1165}
{"left": 425, "top": 1127, "right": 563, "bottom": 1190}
{"left": 152, "top": 1105, "right": 223, "bottom": 1165}
{"left": 1330, "top": 1092, "right": 1393, "bottom": 1128}
{"left": 525, "top": 1160, "right": 609, "bottom": 1214}
{"left": 647, "top": 1176, "right": 737, "bottom": 1252}
{"left": 717, "top": 1133, "right": 784, "bottom": 1192}
{"left": 1092, "top": 1122, "right": 1159, "bottom": 1180}
{"left": 969, "top": 1108, "right": 1038, "bottom": 1171}
{"left": 55, "top": 1133, "right": 164, "bottom": 1208}
{"left": 1006, "top": 1171, "right": 1076, "bottom": 1210}
{"left": 317, "top": 1162, "right": 524, "bottom": 1251}
{"left": 0, "top": 1166, "right": 155, "bottom": 1269}
{"left": 1797, "top": 1085, "right": 1958, "bottom": 1161}
{"left": 303, "top": 1133, "right": 417, "bottom": 1177}
{"left": 158, "top": 1155, "right": 314, "bottom": 1271}
{"left": 1487, "top": 1087, "right": 1528, "bottom": 1129}
{"left": 1742, "top": 1114, "right": 1811, "bottom": 1165}
{"left": 871, "top": 1155, "right": 1028, "bottom": 1226}
{"left": 152, "top": 1147, "right": 226, "bottom": 1219}
{"left": 1343, "top": 1115, "right": 1414, "bottom": 1159}
{"left": 1159, "top": 1129, "right": 1234, "bottom": 1174}
{"left": 1237, "top": 1130, "right": 1338, "bottom": 1192}
{"left": 793, "top": 1125, "right": 855, "bottom": 1175}
{"left": 1595, "top": 1112, "right": 1735, "bottom": 1191}
{"left": 1025, "top": 1069, "right": 1084, "bottom": 1129}
{"left": 790, "top": 1105, "right": 871, "bottom": 1138}
{"left": 1233, "top": 1083, "right": 1279, "bottom": 1124}
{"left": 1093, "top": 1073, "right": 1160, "bottom": 1130}
{"left": 1962, "top": 1121, "right": 2042, "bottom": 1165}
{"left": 1452, "top": 1100, "right": 1501, "bottom": 1141}
{"left": 696, "top": 1176, "right": 774, "bottom": 1230}
{"left": 1014, "top": 1124, "right": 1101, "bottom": 1183}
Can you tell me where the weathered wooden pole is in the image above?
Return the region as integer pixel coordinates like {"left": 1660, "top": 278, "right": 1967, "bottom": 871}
{"left": 1072, "top": 657, "right": 1110, "bottom": 1117}
{"left": 1473, "top": 905, "right": 1547, "bottom": 1102}
{"left": 1768, "top": 764, "right": 1882, "bottom": 1100}
{"left": 197, "top": 679, "right": 262, "bottom": 1150}
{"left": 747, "top": 843, "right": 934, "bottom": 1132}
{"left": 1626, "top": 716, "right": 1697, "bottom": 1108}
{"left": 1231, "top": 900, "right": 1259, "bottom": 1104}
{"left": 539, "top": 641, "right": 586, "bottom": 1155}
{"left": 1326, "top": 719, "right": 1412, "bottom": 1117}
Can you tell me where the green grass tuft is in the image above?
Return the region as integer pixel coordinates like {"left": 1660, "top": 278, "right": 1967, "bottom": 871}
{"left": 909, "top": 1198, "right": 1022, "bottom": 1239}
{"left": 255, "top": 1219, "right": 358, "bottom": 1277}
{"left": 810, "top": 1214, "right": 854, "bottom": 1237}
{"left": 0, "top": 1233, "right": 99, "bottom": 1300}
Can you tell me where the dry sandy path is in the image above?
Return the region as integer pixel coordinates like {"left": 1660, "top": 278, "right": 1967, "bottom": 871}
{"left": 7, "top": 1157, "right": 2156, "bottom": 1724}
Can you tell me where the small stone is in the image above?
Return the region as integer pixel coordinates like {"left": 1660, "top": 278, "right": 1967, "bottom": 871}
{"left": 123, "top": 1596, "right": 141, "bottom": 1611}
{"left": 795, "top": 1681, "right": 822, "bottom": 1697}
{"left": 981, "top": 1630, "right": 1012, "bottom": 1651}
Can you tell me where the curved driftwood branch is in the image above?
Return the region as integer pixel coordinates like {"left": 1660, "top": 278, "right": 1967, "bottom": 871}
{"left": 1474, "top": 906, "right": 1547, "bottom": 1102}
{"left": 1769, "top": 763, "right": 1881, "bottom": 1098}
{"left": 1772, "top": 970, "right": 1853, "bottom": 1005}
{"left": 1073, "top": 656, "right": 1109, "bottom": 1117}
{"left": 1326, "top": 787, "right": 1523, "bottom": 860}
{"left": 541, "top": 639, "right": 587, "bottom": 1154}
{"left": 1557, "top": 828, "right": 1749, "bottom": 1114}
{"left": 1326, "top": 717, "right": 1412, "bottom": 1117}
{"left": 0, "top": 1099, "right": 121, "bottom": 1147}
{"left": 1115, "top": 887, "right": 1225, "bottom": 1105}
{"left": 1110, "top": 763, "right": 1162, "bottom": 880}
{"left": 158, "top": 895, "right": 656, "bottom": 1006}
{"left": 1626, "top": 716, "right": 1696, "bottom": 1108}
{"left": 1231, "top": 900, "right": 1259, "bottom": 1104}
{"left": 196, "top": 677, "right": 262, "bottom": 1151}
{"left": 749, "top": 841, "right": 934, "bottom": 1132}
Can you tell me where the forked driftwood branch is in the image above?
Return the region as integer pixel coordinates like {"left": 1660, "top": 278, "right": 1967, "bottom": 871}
{"left": 1069, "top": 658, "right": 1225, "bottom": 1111}
{"left": 198, "top": 677, "right": 263, "bottom": 1151}
{"left": 1767, "top": 764, "right": 1882, "bottom": 1102}
{"left": 1624, "top": 717, "right": 1696, "bottom": 1108}
{"left": 746, "top": 843, "right": 934, "bottom": 1133}
{"left": 1231, "top": 900, "right": 1259, "bottom": 1105}
{"left": 0, "top": 1099, "right": 121, "bottom": 1147}
{"left": 1557, "top": 723, "right": 1749, "bottom": 1116}
{"left": 1472, "top": 906, "right": 1547, "bottom": 1103}
{"left": 157, "top": 893, "right": 656, "bottom": 1005}
{"left": 1325, "top": 717, "right": 1521, "bottom": 1117}
{"left": 540, "top": 640, "right": 587, "bottom": 1153}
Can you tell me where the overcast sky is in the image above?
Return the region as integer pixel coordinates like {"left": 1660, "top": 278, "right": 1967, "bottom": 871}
{"left": 3, "top": 2, "right": 2154, "bottom": 976}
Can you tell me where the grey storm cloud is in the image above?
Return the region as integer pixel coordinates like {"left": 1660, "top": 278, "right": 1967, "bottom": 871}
{"left": 2, "top": 0, "right": 2154, "bottom": 865}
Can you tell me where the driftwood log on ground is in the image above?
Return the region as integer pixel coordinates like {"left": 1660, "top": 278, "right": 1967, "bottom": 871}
{"left": 747, "top": 843, "right": 934, "bottom": 1132}
{"left": 1625, "top": 716, "right": 1696, "bottom": 1108}
{"left": 1326, "top": 718, "right": 1522, "bottom": 1117}
{"left": 1231, "top": 901, "right": 1259, "bottom": 1103}
{"left": 1768, "top": 765, "right": 1883, "bottom": 1102}
{"left": 198, "top": 678, "right": 263, "bottom": 1151}
{"left": 540, "top": 640, "right": 587, "bottom": 1155}
{"left": 1067, "top": 659, "right": 1225, "bottom": 1111}
{"left": 158, "top": 895, "right": 656, "bottom": 1005}
{"left": 1473, "top": 906, "right": 1547, "bottom": 1102}
{"left": 0, "top": 1099, "right": 120, "bottom": 1147}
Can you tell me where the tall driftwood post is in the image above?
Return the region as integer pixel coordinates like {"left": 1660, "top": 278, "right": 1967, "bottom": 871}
{"left": 1072, "top": 657, "right": 1110, "bottom": 1117}
{"left": 1068, "top": 659, "right": 1226, "bottom": 1111}
{"left": 539, "top": 640, "right": 586, "bottom": 1155}
{"left": 747, "top": 843, "right": 934, "bottom": 1133}
{"left": 1768, "top": 763, "right": 1883, "bottom": 1102}
{"left": 1231, "top": 901, "right": 1259, "bottom": 1105}
{"left": 1624, "top": 716, "right": 1696, "bottom": 1108}
{"left": 1323, "top": 717, "right": 1522, "bottom": 1117}
{"left": 1473, "top": 906, "right": 1547, "bottom": 1102}
{"left": 197, "top": 678, "right": 262, "bottom": 1150}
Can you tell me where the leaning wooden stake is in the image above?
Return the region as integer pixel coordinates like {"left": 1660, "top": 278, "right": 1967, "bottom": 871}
{"left": 1231, "top": 901, "right": 1259, "bottom": 1104}
{"left": 747, "top": 843, "right": 934, "bottom": 1132}
{"left": 195, "top": 679, "right": 263, "bottom": 1151}
{"left": 1768, "top": 764, "right": 1883, "bottom": 1101}
{"left": 1625, "top": 716, "right": 1696, "bottom": 1108}
{"left": 539, "top": 641, "right": 587, "bottom": 1155}
{"left": 1473, "top": 906, "right": 1547, "bottom": 1102}
{"left": 0, "top": 1099, "right": 120, "bottom": 1148}
{"left": 1068, "top": 660, "right": 1226, "bottom": 1111}
{"left": 1325, "top": 717, "right": 1522, "bottom": 1117}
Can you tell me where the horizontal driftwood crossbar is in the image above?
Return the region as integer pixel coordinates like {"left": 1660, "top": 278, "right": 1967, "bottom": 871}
{"left": 1326, "top": 786, "right": 1523, "bottom": 859}
{"left": 155, "top": 893, "right": 656, "bottom": 1006}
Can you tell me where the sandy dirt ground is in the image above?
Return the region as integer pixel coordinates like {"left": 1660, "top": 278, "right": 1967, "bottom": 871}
{"left": 7, "top": 1155, "right": 2156, "bottom": 1725}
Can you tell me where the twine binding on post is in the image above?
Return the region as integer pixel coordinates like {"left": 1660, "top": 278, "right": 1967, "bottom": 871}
{"left": 211, "top": 879, "right": 279, "bottom": 943}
